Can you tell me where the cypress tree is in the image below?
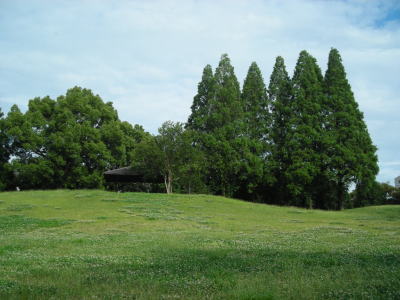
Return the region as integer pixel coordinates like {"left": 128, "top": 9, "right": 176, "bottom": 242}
{"left": 287, "top": 50, "right": 326, "bottom": 208}
{"left": 187, "top": 65, "right": 215, "bottom": 132}
{"left": 238, "top": 62, "right": 271, "bottom": 201}
{"left": 209, "top": 54, "right": 242, "bottom": 130}
{"left": 204, "top": 54, "right": 244, "bottom": 196}
{"left": 241, "top": 62, "right": 270, "bottom": 141}
{"left": 268, "top": 56, "right": 293, "bottom": 205}
{"left": 324, "top": 48, "right": 378, "bottom": 209}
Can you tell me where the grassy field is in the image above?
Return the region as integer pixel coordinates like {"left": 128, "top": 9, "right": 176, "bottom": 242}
{"left": 0, "top": 190, "right": 399, "bottom": 299}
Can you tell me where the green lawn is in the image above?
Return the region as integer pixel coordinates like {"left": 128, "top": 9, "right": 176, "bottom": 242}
{"left": 0, "top": 190, "right": 399, "bottom": 299}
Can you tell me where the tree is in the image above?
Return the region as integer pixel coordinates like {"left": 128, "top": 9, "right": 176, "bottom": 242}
{"left": 203, "top": 54, "right": 245, "bottom": 196}
{"left": 238, "top": 62, "right": 270, "bottom": 200}
{"left": 0, "top": 108, "right": 11, "bottom": 190}
{"left": 177, "top": 129, "right": 207, "bottom": 194}
{"left": 0, "top": 108, "right": 6, "bottom": 162}
{"left": 268, "top": 56, "right": 293, "bottom": 205}
{"left": 242, "top": 62, "right": 270, "bottom": 141}
{"left": 5, "top": 87, "right": 146, "bottom": 190}
{"left": 133, "top": 121, "right": 197, "bottom": 194}
{"left": 187, "top": 65, "right": 215, "bottom": 132}
{"left": 350, "top": 181, "right": 391, "bottom": 207}
{"left": 323, "top": 48, "right": 378, "bottom": 209}
{"left": 156, "top": 121, "right": 186, "bottom": 193}
{"left": 286, "top": 50, "right": 326, "bottom": 208}
{"left": 4, "top": 104, "right": 54, "bottom": 190}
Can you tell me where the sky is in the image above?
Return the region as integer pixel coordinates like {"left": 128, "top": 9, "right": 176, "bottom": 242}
{"left": 0, "top": 0, "right": 399, "bottom": 184}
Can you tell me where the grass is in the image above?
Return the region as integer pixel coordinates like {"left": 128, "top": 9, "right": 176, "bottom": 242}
{"left": 0, "top": 190, "right": 399, "bottom": 299}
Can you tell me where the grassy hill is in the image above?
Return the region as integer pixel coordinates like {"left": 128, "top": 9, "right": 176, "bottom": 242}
{"left": 0, "top": 190, "right": 399, "bottom": 299}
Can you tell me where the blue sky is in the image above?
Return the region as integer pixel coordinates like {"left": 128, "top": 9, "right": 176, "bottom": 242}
{"left": 0, "top": 0, "right": 399, "bottom": 184}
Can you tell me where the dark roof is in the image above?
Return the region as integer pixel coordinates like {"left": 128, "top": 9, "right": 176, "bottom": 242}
{"left": 104, "top": 167, "right": 139, "bottom": 176}
{"left": 103, "top": 167, "right": 163, "bottom": 183}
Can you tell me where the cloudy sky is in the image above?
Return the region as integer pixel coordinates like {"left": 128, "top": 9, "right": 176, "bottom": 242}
{"left": 1, "top": 0, "right": 399, "bottom": 183}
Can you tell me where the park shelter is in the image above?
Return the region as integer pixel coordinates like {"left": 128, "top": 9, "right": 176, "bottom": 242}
{"left": 104, "top": 167, "right": 146, "bottom": 183}
{"left": 103, "top": 167, "right": 162, "bottom": 183}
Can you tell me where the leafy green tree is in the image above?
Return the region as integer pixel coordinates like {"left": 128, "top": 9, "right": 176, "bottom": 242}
{"left": 132, "top": 134, "right": 164, "bottom": 188}
{"left": 156, "top": 121, "right": 186, "bottom": 193}
{"left": 5, "top": 87, "right": 146, "bottom": 190}
{"left": 3, "top": 103, "right": 54, "bottom": 189}
{"left": 0, "top": 108, "right": 11, "bottom": 190}
{"left": 392, "top": 187, "right": 400, "bottom": 204}
{"left": 133, "top": 121, "right": 198, "bottom": 194}
{"left": 323, "top": 48, "right": 379, "bottom": 209}
{"left": 268, "top": 56, "right": 293, "bottom": 204}
{"left": 177, "top": 129, "right": 207, "bottom": 194}
{"left": 0, "top": 108, "right": 7, "bottom": 162}
{"left": 6, "top": 104, "right": 39, "bottom": 161}
{"left": 348, "top": 180, "right": 400, "bottom": 208}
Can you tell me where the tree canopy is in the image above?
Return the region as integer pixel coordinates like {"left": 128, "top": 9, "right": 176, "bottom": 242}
{"left": 2, "top": 87, "right": 146, "bottom": 190}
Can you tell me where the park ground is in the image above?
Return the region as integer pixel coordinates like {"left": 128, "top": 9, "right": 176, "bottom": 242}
{"left": 0, "top": 190, "right": 399, "bottom": 299}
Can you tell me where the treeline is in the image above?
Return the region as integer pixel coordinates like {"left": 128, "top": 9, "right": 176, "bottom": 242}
{"left": 133, "top": 48, "right": 386, "bottom": 209}
{"left": 0, "top": 48, "right": 397, "bottom": 209}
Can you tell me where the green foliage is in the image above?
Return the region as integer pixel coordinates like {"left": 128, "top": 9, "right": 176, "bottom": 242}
{"left": 284, "top": 50, "right": 326, "bottom": 208}
{"left": 351, "top": 181, "right": 400, "bottom": 207}
{"left": 133, "top": 121, "right": 204, "bottom": 194}
{"left": 268, "top": 56, "right": 293, "bottom": 204}
{"left": 177, "top": 129, "right": 208, "bottom": 194}
{"left": 237, "top": 62, "right": 270, "bottom": 200}
{"left": 204, "top": 54, "right": 246, "bottom": 196}
{"left": 184, "top": 50, "right": 379, "bottom": 209}
{"left": 187, "top": 54, "right": 248, "bottom": 197}
{"left": 323, "top": 48, "right": 379, "bottom": 209}
{"left": 3, "top": 87, "right": 146, "bottom": 190}
{"left": 187, "top": 64, "right": 215, "bottom": 132}
{"left": 242, "top": 62, "right": 270, "bottom": 141}
{"left": 0, "top": 108, "right": 10, "bottom": 191}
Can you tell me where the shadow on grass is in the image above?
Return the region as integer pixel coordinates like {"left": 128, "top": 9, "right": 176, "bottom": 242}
{"left": 0, "top": 215, "right": 73, "bottom": 232}
{"left": 1, "top": 246, "right": 399, "bottom": 299}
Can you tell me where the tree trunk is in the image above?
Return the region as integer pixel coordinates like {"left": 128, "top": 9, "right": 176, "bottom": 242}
{"left": 168, "top": 172, "right": 173, "bottom": 194}
{"left": 164, "top": 175, "right": 168, "bottom": 194}
{"left": 337, "top": 180, "right": 345, "bottom": 210}
{"left": 164, "top": 171, "right": 173, "bottom": 194}
{"left": 164, "top": 176, "right": 170, "bottom": 194}
{"left": 306, "top": 195, "right": 313, "bottom": 209}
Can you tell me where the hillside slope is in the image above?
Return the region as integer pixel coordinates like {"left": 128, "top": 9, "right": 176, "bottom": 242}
{"left": 0, "top": 190, "right": 399, "bottom": 299}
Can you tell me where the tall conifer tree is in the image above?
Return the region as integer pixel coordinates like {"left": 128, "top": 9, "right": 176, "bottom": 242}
{"left": 242, "top": 62, "right": 270, "bottom": 141}
{"left": 287, "top": 51, "right": 326, "bottom": 208}
{"left": 204, "top": 54, "right": 244, "bottom": 196}
{"left": 187, "top": 65, "right": 215, "bottom": 132}
{"left": 324, "top": 48, "right": 378, "bottom": 209}
{"left": 268, "top": 56, "right": 293, "bottom": 204}
{"left": 239, "top": 62, "right": 270, "bottom": 200}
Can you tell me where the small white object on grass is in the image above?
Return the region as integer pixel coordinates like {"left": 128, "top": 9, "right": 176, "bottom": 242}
{"left": 16, "top": 186, "right": 20, "bottom": 191}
